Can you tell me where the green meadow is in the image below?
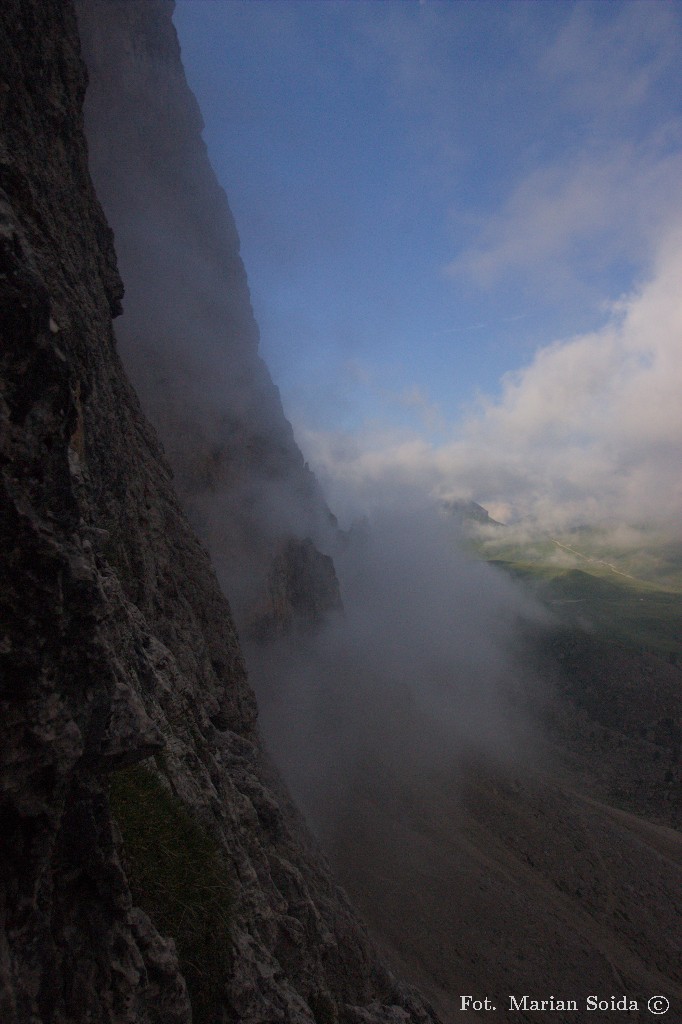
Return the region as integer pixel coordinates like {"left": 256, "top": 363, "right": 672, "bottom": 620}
{"left": 472, "top": 525, "right": 682, "bottom": 659}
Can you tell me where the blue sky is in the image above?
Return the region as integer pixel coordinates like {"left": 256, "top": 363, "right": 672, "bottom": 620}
{"left": 173, "top": 1, "right": 682, "bottom": 527}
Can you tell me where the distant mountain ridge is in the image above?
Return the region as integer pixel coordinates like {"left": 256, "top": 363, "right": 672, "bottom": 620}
{"left": 443, "top": 498, "right": 504, "bottom": 527}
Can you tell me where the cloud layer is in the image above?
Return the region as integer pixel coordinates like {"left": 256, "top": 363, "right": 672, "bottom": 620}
{"left": 302, "top": 225, "right": 682, "bottom": 530}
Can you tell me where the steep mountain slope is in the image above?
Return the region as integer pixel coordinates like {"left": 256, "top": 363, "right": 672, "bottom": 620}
{"left": 76, "top": 0, "right": 340, "bottom": 641}
{"left": 333, "top": 753, "right": 682, "bottom": 1023}
{"left": 321, "top": 624, "right": 682, "bottom": 1023}
{"left": 0, "top": 3, "right": 438, "bottom": 1021}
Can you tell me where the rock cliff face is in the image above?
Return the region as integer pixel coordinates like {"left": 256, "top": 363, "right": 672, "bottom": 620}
{"left": 249, "top": 539, "right": 343, "bottom": 644}
{"left": 0, "top": 2, "right": 438, "bottom": 1022}
{"left": 75, "top": 0, "right": 339, "bottom": 641}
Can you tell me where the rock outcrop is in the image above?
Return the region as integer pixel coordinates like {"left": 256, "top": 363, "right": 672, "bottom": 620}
{"left": 0, "top": 2, "right": 439, "bottom": 1021}
{"left": 248, "top": 538, "right": 343, "bottom": 643}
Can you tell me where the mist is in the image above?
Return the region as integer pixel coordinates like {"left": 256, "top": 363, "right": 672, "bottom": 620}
{"left": 245, "top": 497, "right": 548, "bottom": 831}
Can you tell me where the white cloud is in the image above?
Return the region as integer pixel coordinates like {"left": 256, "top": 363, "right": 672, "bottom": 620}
{"left": 394, "top": 385, "right": 446, "bottom": 434}
{"left": 444, "top": 3, "right": 682, "bottom": 296}
{"left": 448, "top": 144, "right": 682, "bottom": 292}
{"left": 301, "top": 225, "right": 682, "bottom": 531}
{"left": 538, "top": 1, "right": 680, "bottom": 125}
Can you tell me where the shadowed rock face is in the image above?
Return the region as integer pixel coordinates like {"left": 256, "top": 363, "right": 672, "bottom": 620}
{"left": 247, "top": 538, "right": 344, "bottom": 643}
{"left": 0, "top": 2, "right": 439, "bottom": 1022}
{"left": 76, "top": 0, "right": 340, "bottom": 639}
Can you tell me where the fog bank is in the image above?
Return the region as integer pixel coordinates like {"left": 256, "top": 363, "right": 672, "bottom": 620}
{"left": 247, "top": 499, "right": 547, "bottom": 826}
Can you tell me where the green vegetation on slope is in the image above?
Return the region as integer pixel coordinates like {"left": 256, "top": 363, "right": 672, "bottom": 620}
{"left": 472, "top": 525, "right": 682, "bottom": 659}
{"left": 109, "top": 763, "right": 233, "bottom": 1024}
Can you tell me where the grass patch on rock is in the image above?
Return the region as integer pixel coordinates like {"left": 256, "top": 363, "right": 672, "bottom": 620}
{"left": 109, "top": 764, "right": 233, "bottom": 1023}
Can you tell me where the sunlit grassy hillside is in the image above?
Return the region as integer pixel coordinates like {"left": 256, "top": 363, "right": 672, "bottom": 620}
{"left": 470, "top": 522, "right": 682, "bottom": 660}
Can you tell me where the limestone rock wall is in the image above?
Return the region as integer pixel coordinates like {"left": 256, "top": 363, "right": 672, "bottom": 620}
{"left": 0, "top": 2, "right": 439, "bottom": 1022}
{"left": 76, "top": 0, "right": 339, "bottom": 637}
